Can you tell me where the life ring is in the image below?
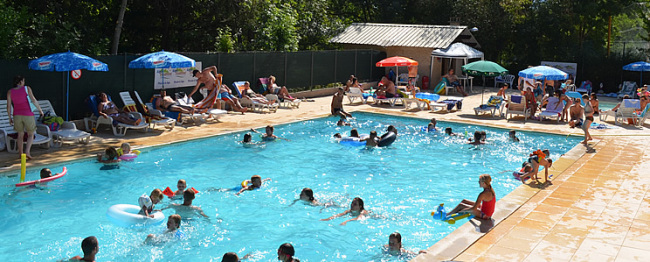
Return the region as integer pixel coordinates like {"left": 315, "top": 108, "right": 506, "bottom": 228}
{"left": 338, "top": 135, "right": 369, "bottom": 146}
{"left": 106, "top": 204, "right": 164, "bottom": 228}
{"left": 15, "top": 167, "right": 67, "bottom": 187}
{"left": 119, "top": 153, "right": 138, "bottom": 161}
{"left": 377, "top": 132, "right": 396, "bottom": 147}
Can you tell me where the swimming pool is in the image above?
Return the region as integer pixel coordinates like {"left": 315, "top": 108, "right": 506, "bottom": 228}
{"left": 0, "top": 112, "right": 580, "bottom": 261}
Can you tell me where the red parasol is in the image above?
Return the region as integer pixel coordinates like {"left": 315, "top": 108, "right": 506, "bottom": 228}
{"left": 376, "top": 56, "right": 419, "bottom": 67}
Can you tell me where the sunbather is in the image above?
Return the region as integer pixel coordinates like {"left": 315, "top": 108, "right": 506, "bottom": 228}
{"left": 97, "top": 92, "right": 141, "bottom": 126}
{"left": 241, "top": 81, "right": 275, "bottom": 104}
{"left": 522, "top": 86, "right": 537, "bottom": 116}
{"left": 443, "top": 69, "right": 468, "bottom": 96}
{"left": 155, "top": 90, "right": 195, "bottom": 114}
{"left": 269, "top": 75, "right": 297, "bottom": 101}
{"left": 218, "top": 85, "right": 248, "bottom": 114}
{"left": 497, "top": 84, "right": 508, "bottom": 99}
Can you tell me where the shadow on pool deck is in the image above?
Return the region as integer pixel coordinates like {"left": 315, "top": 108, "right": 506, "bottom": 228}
{"left": 1, "top": 88, "right": 649, "bottom": 262}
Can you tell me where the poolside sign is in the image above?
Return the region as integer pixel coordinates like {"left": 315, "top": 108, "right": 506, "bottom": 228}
{"left": 71, "top": 70, "right": 82, "bottom": 79}
{"left": 154, "top": 61, "right": 201, "bottom": 89}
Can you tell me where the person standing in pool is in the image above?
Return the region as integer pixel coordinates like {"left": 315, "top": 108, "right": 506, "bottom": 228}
{"left": 321, "top": 197, "right": 369, "bottom": 225}
{"left": 68, "top": 236, "right": 98, "bottom": 262}
{"left": 447, "top": 174, "right": 496, "bottom": 220}
{"left": 145, "top": 214, "right": 183, "bottom": 244}
{"left": 361, "top": 131, "right": 379, "bottom": 147}
{"left": 163, "top": 189, "right": 209, "bottom": 218}
{"left": 250, "top": 125, "right": 289, "bottom": 141}
{"left": 509, "top": 130, "right": 520, "bottom": 142}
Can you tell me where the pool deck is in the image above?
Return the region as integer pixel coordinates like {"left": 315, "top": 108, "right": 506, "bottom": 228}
{"left": 1, "top": 88, "right": 648, "bottom": 261}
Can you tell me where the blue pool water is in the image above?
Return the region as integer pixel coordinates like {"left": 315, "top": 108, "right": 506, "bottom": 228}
{"left": 0, "top": 112, "right": 580, "bottom": 261}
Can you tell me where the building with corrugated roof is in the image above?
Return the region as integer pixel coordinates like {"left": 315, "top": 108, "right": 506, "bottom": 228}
{"left": 330, "top": 23, "right": 481, "bottom": 88}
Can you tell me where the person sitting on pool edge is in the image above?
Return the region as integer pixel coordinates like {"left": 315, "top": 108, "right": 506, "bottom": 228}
{"left": 68, "top": 236, "right": 98, "bottom": 262}
{"left": 446, "top": 174, "right": 496, "bottom": 220}
{"left": 321, "top": 197, "right": 369, "bottom": 225}
{"left": 385, "top": 232, "right": 427, "bottom": 256}
{"left": 277, "top": 243, "right": 300, "bottom": 262}
{"left": 145, "top": 214, "right": 184, "bottom": 244}
{"left": 236, "top": 175, "right": 271, "bottom": 195}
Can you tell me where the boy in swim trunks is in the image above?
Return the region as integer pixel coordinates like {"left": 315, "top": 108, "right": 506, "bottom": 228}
{"left": 145, "top": 214, "right": 183, "bottom": 244}
{"left": 361, "top": 131, "right": 378, "bottom": 147}
{"left": 331, "top": 87, "right": 352, "bottom": 118}
{"left": 139, "top": 189, "right": 163, "bottom": 218}
{"left": 218, "top": 85, "right": 248, "bottom": 114}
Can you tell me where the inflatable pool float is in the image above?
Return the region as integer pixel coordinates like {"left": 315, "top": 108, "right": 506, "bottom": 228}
{"left": 106, "top": 204, "right": 164, "bottom": 227}
{"left": 163, "top": 187, "right": 199, "bottom": 198}
{"left": 338, "top": 135, "right": 369, "bottom": 147}
{"left": 118, "top": 150, "right": 141, "bottom": 161}
{"left": 15, "top": 167, "right": 67, "bottom": 187}
{"left": 378, "top": 132, "right": 396, "bottom": 147}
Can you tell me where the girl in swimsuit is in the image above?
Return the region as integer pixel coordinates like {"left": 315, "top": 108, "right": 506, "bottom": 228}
{"left": 97, "top": 93, "right": 141, "bottom": 126}
{"left": 447, "top": 174, "right": 496, "bottom": 220}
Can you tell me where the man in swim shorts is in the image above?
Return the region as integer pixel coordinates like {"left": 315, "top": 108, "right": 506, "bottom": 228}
{"left": 331, "top": 87, "right": 352, "bottom": 118}
{"left": 218, "top": 85, "right": 248, "bottom": 114}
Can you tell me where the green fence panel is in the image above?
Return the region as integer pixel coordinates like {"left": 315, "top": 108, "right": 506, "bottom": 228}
{"left": 285, "top": 52, "right": 312, "bottom": 90}
{"left": 335, "top": 50, "right": 357, "bottom": 84}
{"left": 313, "top": 51, "right": 337, "bottom": 87}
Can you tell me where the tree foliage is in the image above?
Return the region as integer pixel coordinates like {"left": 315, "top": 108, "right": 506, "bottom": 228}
{"left": 0, "top": 0, "right": 647, "bottom": 86}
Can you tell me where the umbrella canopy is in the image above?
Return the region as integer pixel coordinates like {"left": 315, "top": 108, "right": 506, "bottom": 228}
{"left": 461, "top": 60, "right": 508, "bottom": 77}
{"left": 128, "top": 51, "right": 195, "bottom": 69}
{"left": 28, "top": 51, "right": 109, "bottom": 120}
{"left": 375, "top": 56, "right": 418, "bottom": 67}
{"left": 623, "top": 61, "right": 650, "bottom": 87}
{"left": 622, "top": 61, "right": 650, "bottom": 71}
{"left": 518, "top": 66, "right": 568, "bottom": 81}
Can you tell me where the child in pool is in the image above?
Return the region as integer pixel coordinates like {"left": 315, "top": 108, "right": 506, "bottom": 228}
{"left": 509, "top": 130, "right": 520, "bottom": 142}
{"left": 428, "top": 118, "right": 438, "bottom": 131}
{"left": 350, "top": 128, "right": 360, "bottom": 138}
{"left": 447, "top": 174, "right": 496, "bottom": 220}
{"left": 277, "top": 243, "right": 300, "bottom": 262}
{"left": 290, "top": 188, "right": 319, "bottom": 206}
{"left": 236, "top": 175, "right": 271, "bottom": 195}
{"left": 117, "top": 142, "right": 131, "bottom": 156}
{"left": 336, "top": 116, "right": 351, "bottom": 126}
{"left": 250, "top": 125, "right": 289, "bottom": 141}
{"left": 241, "top": 133, "right": 265, "bottom": 147}
{"left": 385, "top": 232, "right": 427, "bottom": 256}
{"left": 321, "top": 197, "right": 369, "bottom": 225}
{"left": 40, "top": 168, "right": 55, "bottom": 179}
{"left": 444, "top": 127, "right": 460, "bottom": 136}
{"left": 139, "top": 188, "right": 164, "bottom": 218}
{"left": 145, "top": 214, "right": 183, "bottom": 244}
{"left": 468, "top": 131, "right": 485, "bottom": 145}
{"left": 361, "top": 131, "right": 378, "bottom": 147}
{"left": 174, "top": 179, "right": 187, "bottom": 197}
{"left": 221, "top": 252, "right": 252, "bottom": 262}
{"left": 96, "top": 146, "right": 120, "bottom": 164}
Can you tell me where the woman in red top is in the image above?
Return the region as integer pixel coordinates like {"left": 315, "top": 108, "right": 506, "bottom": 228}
{"left": 447, "top": 174, "right": 496, "bottom": 220}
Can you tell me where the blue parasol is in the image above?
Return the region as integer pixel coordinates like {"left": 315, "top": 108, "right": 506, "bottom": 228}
{"left": 518, "top": 66, "right": 568, "bottom": 81}
{"left": 622, "top": 61, "right": 650, "bottom": 87}
{"left": 128, "top": 51, "right": 195, "bottom": 90}
{"left": 28, "top": 51, "right": 109, "bottom": 120}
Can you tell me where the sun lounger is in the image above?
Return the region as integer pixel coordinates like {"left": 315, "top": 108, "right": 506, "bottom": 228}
{"left": 83, "top": 94, "right": 149, "bottom": 136}
{"left": 538, "top": 97, "right": 564, "bottom": 122}
{"left": 119, "top": 91, "right": 176, "bottom": 130}
{"left": 634, "top": 104, "right": 650, "bottom": 127}
{"left": 506, "top": 95, "right": 531, "bottom": 122}
{"left": 34, "top": 100, "right": 90, "bottom": 146}
{"left": 0, "top": 100, "right": 52, "bottom": 152}
{"left": 474, "top": 96, "right": 505, "bottom": 117}
{"left": 615, "top": 99, "right": 640, "bottom": 125}
{"left": 576, "top": 80, "right": 592, "bottom": 94}
{"left": 617, "top": 81, "right": 637, "bottom": 99}
{"left": 374, "top": 94, "right": 404, "bottom": 107}
{"left": 403, "top": 94, "right": 428, "bottom": 110}
{"left": 347, "top": 87, "right": 366, "bottom": 104}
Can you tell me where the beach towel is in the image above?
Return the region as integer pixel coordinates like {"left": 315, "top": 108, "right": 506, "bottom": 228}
{"left": 193, "top": 75, "right": 222, "bottom": 112}
{"left": 590, "top": 122, "right": 619, "bottom": 129}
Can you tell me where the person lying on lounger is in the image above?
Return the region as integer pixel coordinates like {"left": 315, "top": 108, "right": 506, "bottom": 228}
{"left": 155, "top": 90, "right": 196, "bottom": 114}
{"left": 97, "top": 92, "right": 141, "bottom": 126}
{"left": 241, "top": 81, "right": 275, "bottom": 104}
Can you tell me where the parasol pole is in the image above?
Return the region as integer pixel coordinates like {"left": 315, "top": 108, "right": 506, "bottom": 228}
{"left": 66, "top": 71, "right": 70, "bottom": 121}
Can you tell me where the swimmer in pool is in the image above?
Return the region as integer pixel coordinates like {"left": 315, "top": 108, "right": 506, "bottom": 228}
{"left": 509, "top": 130, "right": 520, "bottom": 142}
{"left": 250, "top": 125, "right": 289, "bottom": 141}
{"left": 290, "top": 188, "right": 320, "bottom": 206}
{"left": 444, "top": 127, "right": 459, "bottom": 136}
{"left": 321, "top": 197, "right": 369, "bottom": 225}
{"left": 68, "top": 236, "right": 98, "bottom": 262}
{"left": 241, "top": 133, "right": 265, "bottom": 147}
{"left": 145, "top": 214, "right": 183, "bottom": 244}
{"left": 350, "top": 128, "right": 360, "bottom": 138}
{"left": 468, "top": 131, "right": 485, "bottom": 145}
{"left": 236, "top": 175, "right": 271, "bottom": 195}
{"left": 384, "top": 232, "right": 427, "bottom": 256}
